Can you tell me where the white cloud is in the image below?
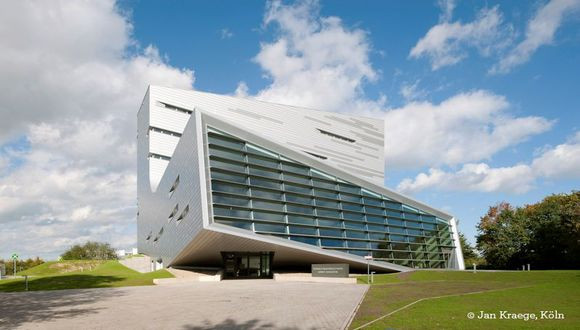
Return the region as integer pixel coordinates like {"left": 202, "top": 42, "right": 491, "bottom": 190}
{"left": 491, "top": 0, "right": 580, "bottom": 74}
{"left": 397, "top": 163, "right": 535, "bottom": 194}
{"left": 399, "top": 80, "right": 427, "bottom": 102}
{"left": 410, "top": 6, "right": 513, "bottom": 70}
{"left": 438, "top": 0, "right": 457, "bottom": 22}
{"left": 532, "top": 132, "right": 580, "bottom": 178}
{"left": 220, "top": 28, "right": 234, "bottom": 39}
{"left": 397, "top": 132, "right": 580, "bottom": 194}
{"left": 0, "top": 0, "right": 194, "bottom": 258}
{"left": 385, "top": 90, "right": 554, "bottom": 169}
{"left": 252, "top": 0, "right": 384, "bottom": 114}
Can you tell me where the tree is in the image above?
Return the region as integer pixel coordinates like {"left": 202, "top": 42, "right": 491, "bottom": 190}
{"left": 61, "top": 241, "right": 117, "bottom": 260}
{"left": 476, "top": 191, "right": 580, "bottom": 270}
{"left": 459, "top": 232, "right": 477, "bottom": 261}
{"left": 0, "top": 257, "right": 44, "bottom": 275}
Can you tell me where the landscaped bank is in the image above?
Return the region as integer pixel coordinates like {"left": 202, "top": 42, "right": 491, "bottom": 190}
{"left": 0, "top": 260, "right": 173, "bottom": 292}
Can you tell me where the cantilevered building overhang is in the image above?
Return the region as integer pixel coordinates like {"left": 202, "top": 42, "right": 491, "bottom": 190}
{"left": 137, "top": 85, "right": 465, "bottom": 274}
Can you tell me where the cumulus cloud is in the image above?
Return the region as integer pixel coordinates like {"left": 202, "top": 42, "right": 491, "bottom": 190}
{"left": 397, "top": 132, "right": 580, "bottom": 194}
{"left": 410, "top": 5, "right": 513, "bottom": 70}
{"left": 253, "top": 0, "right": 384, "bottom": 114}
{"left": 0, "top": 0, "right": 194, "bottom": 258}
{"left": 385, "top": 90, "right": 554, "bottom": 169}
{"left": 491, "top": 0, "right": 580, "bottom": 74}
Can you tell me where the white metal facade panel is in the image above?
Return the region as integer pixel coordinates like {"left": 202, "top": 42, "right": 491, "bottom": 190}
{"left": 148, "top": 130, "right": 180, "bottom": 157}
{"left": 148, "top": 85, "right": 385, "bottom": 184}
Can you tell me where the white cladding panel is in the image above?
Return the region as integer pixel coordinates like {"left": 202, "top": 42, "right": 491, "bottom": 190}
{"left": 149, "top": 130, "right": 180, "bottom": 157}
{"left": 149, "top": 104, "right": 190, "bottom": 133}
{"left": 148, "top": 157, "right": 169, "bottom": 191}
{"left": 148, "top": 85, "right": 385, "bottom": 185}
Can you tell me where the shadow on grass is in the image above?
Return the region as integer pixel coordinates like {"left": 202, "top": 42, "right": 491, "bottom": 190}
{"left": 183, "top": 318, "right": 302, "bottom": 330}
{"left": 0, "top": 275, "right": 126, "bottom": 328}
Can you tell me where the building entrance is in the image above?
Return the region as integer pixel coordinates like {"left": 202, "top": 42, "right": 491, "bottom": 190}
{"left": 221, "top": 251, "right": 274, "bottom": 279}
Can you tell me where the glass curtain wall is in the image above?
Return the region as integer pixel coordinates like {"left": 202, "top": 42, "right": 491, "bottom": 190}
{"left": 206, "top": 127, "right": 455, "bottom": 268}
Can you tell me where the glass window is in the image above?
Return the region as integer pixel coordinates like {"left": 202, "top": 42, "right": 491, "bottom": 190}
{"left": 285, "top": 194, "right": 313, "bottom": 205}
{"left": 406, "top": 221, "right": 422, "bottom": 228}
{"left": 251, "top": 188, "right": 282, "bottom": 200}
{"left": 282, "top": 162, "right": 309, "bottom": 175}
{"left": 408, "top": 236, "right": 425, "bottom": 244}
{"left": 369, "top": 232, "right": 387, "bottom": 240}
{"left": 249, "top": 166, "right": 280, "bottom": 179}
{"left": 212, "top": 182, "right": 248, "bottom": 195}
{"left": 314, "top": 189, "right": 338, "bottom": 199}
{"left": 212, "top": 194, "right": 249, "bottom": 206}
{"left": 363, "top": 197, "right": 383, "bottom": 207}
{"left": 290, "top": 236, "right": 318, "bottom": 246}
{"left": 319, "top": 228, "right": 343, "bottom": 237}
{"left": 390, "top": 235, "right": 407, "bottom": 242}
{"left": 385, "top": 201, "right": 402, "bottom": 210}
{"left": 339, "top": 184, "right": 360, "bottom": 194}
{"left": 342, "top": 202, "right": 363, "bottom": 212}
{"left": 389, "top": 226, "right": 406, "bottom": 234}
{"left": 215, "top": 219, "right": 252, "bottom": 230}
{"left": 288, "top": 226, "right": 317, "bottom": 235}
{"left": 393, "top": 251, "right": 410, "bottom": 259}
{"left": 386, "top": 210, "right": 402, "bottom": 218}
{"left": 391, "top": 243, "right": 408, "bottom": 251}
{"left": 210, "top": 159, "right": 245, "bottom": 173}
{"left": 361, "top": 188, "right": 381, "bottom": 198}
{"left": 248, "top": 155, "right": 279, "bottom": 168}
{"left": 372, "top": 249, "right": 391, "bottom": 258}
{"left": 367, "top": 224, "right": 385, "bottom": 232}
{"left": 208, "top": 134, "right": 244, "bottom": 151}
{"left": 348, "top": 250, "right": 370, "bottom": 257}
{"left": 312, "top": 179, "right": 336, "bottom": 190}
{"left": 344, "top": 221, "right": 366, "bottom": 230}
{"left": 250, "top": 177, "right": 281, "bottom": 190}
{"left": 284, "top": 183, "right": 311, "bottom": 195}
{"left": 423, "top": 223, "right": 436, "bottom": 230}
{"left": 388, "top": 218, "right": 405, "bottom": 227}
{"left": 340, "top": 193, "right": 361, "bottom": 203}
{"left": 321, "top": 239, "right": 344, "bottom": 247}
{"left": 252, "top": 200, "right": 284, "bottom": 212}
{"left": 287, "top": 204, "right": 314, "bottom": 215}
{"left": 209, "top": 147, "right": 245, "bottom": 162}
{"left": 311, "top": 169, "right": 335, "bottom": 180}
{"left": 287, "top": 215, "right": 316, "bottom": 225}
{"left": 254, "top": 223, "right": 286, "bottom": 233}
{"left": 316, "top": 208, "right": 341, "bottom": 218}
{"left": 253, "top": 211, "right": 284, "bottom": 222}
{"left": 343, "top": 212, "right": 365, "bottom": 221}
{"left": 283, "top": 173, "right": 310, "bottom": 185}
{"left": 346, "top": 230, "right": 367, "bottom": 239}
{"left": 405, "top": 213, "right": 420, "bottom": 221}
{"left": 318, "top": 219, "right": 342, "bottom": 228}
{"left": 366, "top": 215, "right": 385, "bottom": 224}
{"left": 407, "top": 228, "right": 422, "bottom": 236}
{"left": 213, "top": 206, "right": 251, "bottom": 218}
{"left": 212, "top": 171, "right": 247, "bottom": 184}
{"left": 421, "top": 215, "right": 436, "bottom": 223}
{"left": 365, "top": 206, "right": 384, "bottom": 215}
{"left": 315, "top": 198, "right": 339, "bottom": 208}
{"left": 247, "top": 144, "right": 278, "bottom": 158}
{"left": 347, "top": 240, "right": 368, "bottom": 249}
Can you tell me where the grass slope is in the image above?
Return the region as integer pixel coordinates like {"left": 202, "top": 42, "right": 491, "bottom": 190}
{"left": 0, "top": 260, "right": 173, "bottom": 292}
{"left": 352, "top": 270, "right": 580, "bottom": 329}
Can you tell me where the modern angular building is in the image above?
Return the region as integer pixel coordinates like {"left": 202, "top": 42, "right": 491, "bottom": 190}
{"left": 137, "top": 85, "right": 465, "bottom": 277}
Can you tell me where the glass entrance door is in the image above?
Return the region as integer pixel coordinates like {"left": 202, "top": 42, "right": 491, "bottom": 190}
{"left": 221, "top": 252, "right": 273, "bottom": 279}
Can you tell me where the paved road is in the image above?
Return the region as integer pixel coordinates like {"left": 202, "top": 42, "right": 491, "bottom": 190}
{"left": 0, "top": 280, "right": 368, "bottom": 330}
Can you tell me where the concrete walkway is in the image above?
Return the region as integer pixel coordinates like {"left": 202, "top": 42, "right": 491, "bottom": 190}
{"left": 0, "top": 280, "right": 368, "bottom": 330}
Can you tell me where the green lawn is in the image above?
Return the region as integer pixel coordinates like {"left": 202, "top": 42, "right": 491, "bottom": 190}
{"left": 0, "top": 260, "right": 173, "bottom": 292}
{"left": 351, "top": 270, "right": 580, "bottom": 329}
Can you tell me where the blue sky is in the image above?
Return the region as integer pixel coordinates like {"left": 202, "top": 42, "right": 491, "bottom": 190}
{"left": 1, "top": 0, "right": 579, "bottom": 259}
